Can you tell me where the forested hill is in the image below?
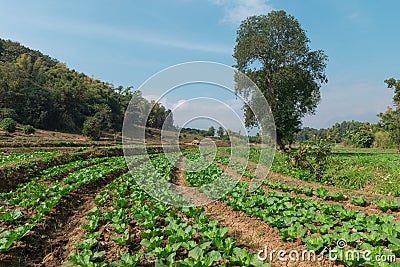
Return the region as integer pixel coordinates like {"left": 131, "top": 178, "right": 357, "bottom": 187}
{"left": 0, "top": 39, "right": 173, "bottom": 135}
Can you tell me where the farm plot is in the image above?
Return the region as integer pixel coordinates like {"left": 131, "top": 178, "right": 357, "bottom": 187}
{"left": 0, "top": 147, "right": 124, "bottom": 193}
{"left": 213, "top": 155, "right": 400, "bottom": 216}
{"left": 184, "top": 151, "right": 400, "bottom": 266}
{"left": 0, "top": 151, "right": 270, "bottom": 267}
{"left": 0, "top": 151, "right": 61, "bottom": 166}
{"left": 61, "top": 154, "right": 268, "bottom": 267}
{"left": 1, "top": 147, "right": 399, "bottom": 267}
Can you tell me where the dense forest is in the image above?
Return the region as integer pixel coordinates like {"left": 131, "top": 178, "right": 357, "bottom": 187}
{"left": 0, "top": 39, "right": 173, "bottom": 138}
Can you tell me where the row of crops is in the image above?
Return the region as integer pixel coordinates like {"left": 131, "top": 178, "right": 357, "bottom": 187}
{"left": 0, "top": 156, "right": 128, "bottom": 253}
{"left": 184, "top": 151, "right": 400, "bottom": 266}
{"left": 0, "top": 151, "right": 62, "bottom": 166}
{"left": 1, "top": 147, "right": 399, "bottom": 266}
{"left": 65, "top": 154, "right": 268, "bottom": 266}
{"left": 213, "top": 155, "right": 400, "bottom": 212}
{"left": 0, "top": 151, "right": 269, "bottom": 266}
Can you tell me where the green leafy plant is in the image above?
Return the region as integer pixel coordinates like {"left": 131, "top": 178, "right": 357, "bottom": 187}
{"left": 377, "top": 199, "right": 399, "bottom": 212}
{"left": 110, "top": 253, "right": 142, "bottom": 267}
{"left": 289, "top": 140, "right": 332, "bottom": 181}
{"left": 23, "top": 125, "right": 35, "bottom": 134}
{"left": 316, "top": 187, "right": 330, "bottom": 200}
{"left": 350, "top": 195, "right": 368, "bottom": 206}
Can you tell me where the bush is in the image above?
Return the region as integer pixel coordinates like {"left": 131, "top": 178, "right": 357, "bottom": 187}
{"left": 289, "top": 140, "right": 332, "bottom": 181}
{"left": 373, "top": 131, "right": 393, "bottom": 149}
{"left": 352, "top": 130, "right": 374, "bottom": 148}
{"left": 23, "top": 125, "right": 35, "bottom": 134}
{"left": 0, "top": 118, "right": 17, "bottom": 133}
{"left": 82, "top": 116, "right": 102, "bottom": 140}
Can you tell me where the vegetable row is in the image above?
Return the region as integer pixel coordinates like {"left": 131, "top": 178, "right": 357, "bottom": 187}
{"left": 66, "top": 153, "right": 269, "bottom": 266}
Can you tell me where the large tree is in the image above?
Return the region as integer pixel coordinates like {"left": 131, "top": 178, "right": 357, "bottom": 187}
{"left": 378, "top": 78, "right": 400, "bottom": 150}
{"left": 233, "top": 10, "right": 328, "bottom": 150}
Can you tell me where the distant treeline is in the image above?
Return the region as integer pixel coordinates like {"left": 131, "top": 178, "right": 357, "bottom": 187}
{"left": 180, "top": 127, "right": 211, "bottom": 137}
{"left": 0, "top": 39, "right": 173, "bottom": 137}
{"left": 295, "top": 120, "right": 397, "bottom": 149}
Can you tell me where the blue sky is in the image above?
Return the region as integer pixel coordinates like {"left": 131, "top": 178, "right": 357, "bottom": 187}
{"left": 0, "top": 0, "right": 398, "bottom": 129}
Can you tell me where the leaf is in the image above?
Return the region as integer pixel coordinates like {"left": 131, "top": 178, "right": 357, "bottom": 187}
{"left": 189, "top": 247, "right": 203, "bottom": 260}
{"left": 203, "top": 250, "right": 221, "bottom": 266}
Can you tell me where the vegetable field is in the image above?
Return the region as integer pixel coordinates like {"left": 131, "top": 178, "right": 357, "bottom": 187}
{"left": 0, "top": 146, "right": 399, "bottom": 266}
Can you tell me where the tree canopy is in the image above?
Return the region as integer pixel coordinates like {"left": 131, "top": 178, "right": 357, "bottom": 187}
{"left": 378, "top": 79, "right": 400, "bottom": 149}
{"left": 233, "top": 10, "right": 328, "bottom": 150}
{"left": 384, "top": 78, "right": 400, "bottom": 107}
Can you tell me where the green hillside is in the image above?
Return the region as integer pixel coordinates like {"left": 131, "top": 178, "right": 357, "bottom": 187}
{"left": 0, "top": 39, "right": 172, "bottom": 137}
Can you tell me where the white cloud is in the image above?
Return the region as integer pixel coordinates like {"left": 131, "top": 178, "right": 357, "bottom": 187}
{"left": 172, "top": 99, "right": 188, "bottom": 110}
{"left": 168, "top": 97, "right": 246, "bottom": 132}
{"left": 4, "top": 12, "right": 232, "bottom": 55}
{"left": 210, "top": 0, "right": 273, "bottom": 25}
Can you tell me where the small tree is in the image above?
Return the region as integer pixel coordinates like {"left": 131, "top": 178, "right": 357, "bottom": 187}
{"left": 0, "top": 108, "right": 18, "bottom": 121}
{"left": 82, "top": 105, "right": 112, "bottom": 140}
{"left": 23, "top": 125, "right": 35, "bottom": 134}
{"left": 217, "top": 126, "right": 224, "bottom": 138}
{"left": 373, "top": 131, "right": 393, "bottom": 149}
{"left": 82, "top": 116, "right": 102, "bottom": 140}
{"left": 0, "top": 118, "right": 17, "bottom": 133}
{"left": 352, "top": 129, "right": 374, "bottom": 148}
{"left": 207, "top": 126, "right": 215, "bottom": 137}
{"left": 289, "top": 140, "right": 332, "bottom": 181}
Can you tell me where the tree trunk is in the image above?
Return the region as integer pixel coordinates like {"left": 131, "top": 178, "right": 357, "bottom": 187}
{"left": 276, "top": 134, "right": 285, "bottom": 151}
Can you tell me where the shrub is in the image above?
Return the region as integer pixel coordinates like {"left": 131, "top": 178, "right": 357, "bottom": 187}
{"left": 352, "top": 130, "right": 374, "bottom": 148}
{"left": 373, "top": 131, "right": 393, "bottom": 149}
{"left": 289, "top": 140, "right": 332, "bottom": 182}
{"left": 82, "top": 116, "right": 102, "bottom": 140}
{"left": 23, "top": 125, "right": 35, "bottom": 134}
{"left": 0, "top": 118, "right": 17, "bottom": 133}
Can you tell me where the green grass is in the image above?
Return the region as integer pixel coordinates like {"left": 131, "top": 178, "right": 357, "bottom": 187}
{"left": 333, "top": 147, "right": 399, "bottom": 154}
{"left": 324, "top": 152, "right": 400, "bottom": 195}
